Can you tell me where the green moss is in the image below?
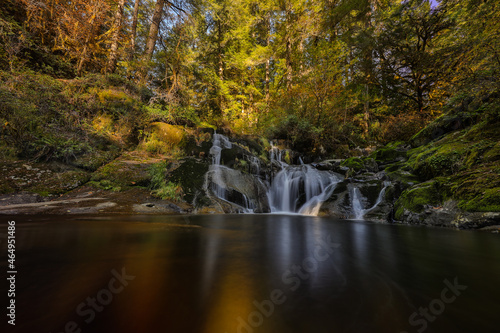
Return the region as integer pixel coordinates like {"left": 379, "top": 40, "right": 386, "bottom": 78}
{"left": 394, "top": 181, "right": 441, "bottom": 219}
{"left": 71, "top": 149, "right": 119, "bottom": 171}
{"left": 369, "top": 145, "right": 406, "bottom": 164}
{"left": 459, "top": 188, "right": 500, "bottom": 212}
{"left": 436, "top": 162, "right": 500, "bottom": 212}
{"left": 340, "top": 157, "right": 364, "bottom": 172}
{"left": 28, "top": 170, "right": 90, "bottom": 195}
{"left": 0, "top": 182, "right": 15, "bottom": 194}
{"left": 91, "top": 158, "right": 152, "bottom": 190}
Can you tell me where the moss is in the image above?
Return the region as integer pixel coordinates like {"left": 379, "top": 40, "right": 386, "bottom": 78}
{"left": 437, "top": 162, "right": 500, "bottom": 212}
{"left": 91, "top": 158, "right": 152, "bottom": 189}
{"left": 340, "top": 157, "right": 364, "bottom": 172}
{"left": 28, "top": 170, "right": 90, "bottom": 195}
{"left": 459, "top": 188, "right": 500, "bottom": 212}
{"left": 369, "top": 145, "right": 407, "bottom": 164}
{"left": 394, "top": 181, "right": 441, "bottom": 219}
{"left": 0, "top": 182, "right": 15, "bottom": 194}
{"left": 386, "top": 169, "right": 420, "bottom": 189}
{"left": 71, "top": 149, "right": 119, "bottom": 171}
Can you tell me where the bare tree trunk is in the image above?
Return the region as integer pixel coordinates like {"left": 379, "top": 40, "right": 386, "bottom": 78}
{"left": 265, "top": 14, "right": 270, "bottom": 109}
{"left": 129, "top": 0, "right": 141, "bottom": 60}
{"left": 141, "top": 0, "right": 165, "bottom": 80}
{"left": 217, "top": 19, "right": 224, "bottom": 111}
{"left": 286, "top": 36, "right": 292, "bottom": 91}
{"left": 285, "top": 4, "right": 292, "bottom": 91}
{"left": 106, "top": 0, "right": 127, "bottom": 73}
{"left": 363, "top": 84, "right": 369, "bottom": 137}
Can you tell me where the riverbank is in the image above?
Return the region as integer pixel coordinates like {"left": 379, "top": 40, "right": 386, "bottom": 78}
{"left": 1, "top": 72, "right": 499, "bottom": 231}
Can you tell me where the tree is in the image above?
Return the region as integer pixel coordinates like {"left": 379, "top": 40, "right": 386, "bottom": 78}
{"left": 374, "top": 0, "right": 452, "bottom": 113}
{"left": 106, "top": 0, "right": 127, "bottom": 73}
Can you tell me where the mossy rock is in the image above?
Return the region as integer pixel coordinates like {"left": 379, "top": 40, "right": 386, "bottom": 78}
{"left": 91, "top": 158, "right": 153, "bottom": 189}
{"left": 168, "top": 157, "right": 210, "bottom": 205}
{"left": 340, "top": 157, "right": 364, "bottom": 172}
{"left": 0, "top": 181, "right": 15, "bottom": 194}
{"left": 409, "top": 112, "right": 476, "bottom": 147}
{"left": 27, "top": 170, "right": 90, "bottom": 196}
{"left": 386, "top": 169, "right": 420, "bottom": 191}
{"left": 182, "top": 133, "right": 213, "bottom": 158}
{"left": 436, "top": 162, "right": 500, "bottom": 212}
{"left": 394, "top": 181, "right": 442, "bottom": 220}
{"left": 149, "top": 122, "right": 186, "bottom": 146}
{"left": 71, "top": 149, "right": 120, "bottom": 171}
{"left": 369, "top": 145, "right": 407, "bottom": 164}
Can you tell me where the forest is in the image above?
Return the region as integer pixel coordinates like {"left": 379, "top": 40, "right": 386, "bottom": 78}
{"left": 0, "top": 0, "right": 499, "bottom": 224}
{"left": 1, "top": 0, "right": 498, "bottom": 152}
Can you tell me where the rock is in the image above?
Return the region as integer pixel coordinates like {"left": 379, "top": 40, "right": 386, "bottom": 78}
{"left": 90, "top": 155, "right": 156, "bottom": 191}
{"left": 167, "top": 157, "right": 210, "bottom": 206}
{"left": 205, "top": 167, "right": 270, "bottom": 213}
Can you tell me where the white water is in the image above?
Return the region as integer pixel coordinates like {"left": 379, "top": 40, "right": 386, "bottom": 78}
{"left": 267, "top": 162, "right": 341, "bottom": 214}
{"left": 205, "top": 134, "right": 345, "bottom": 216}
{"left": 208, "top": 132, "right": 233, "bottom": 200}
{"left": 350, "top": 181, "right": 391, "bottom": 220}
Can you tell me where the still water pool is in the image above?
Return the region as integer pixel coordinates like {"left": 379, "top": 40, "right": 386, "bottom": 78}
{"left": 2, "top": 214, "right": 499, "bottom": 333}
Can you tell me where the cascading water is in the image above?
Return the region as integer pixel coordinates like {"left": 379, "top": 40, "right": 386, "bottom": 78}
{"left": 204, "top": 134, "right": 342, "bottom": 215}
{"left": 205, "top": 133, "right": 257, "bottom": 212}
{"left": 267, "top": 145, "right": 342, "bottom": 214}
{"left": 208, "top": 132, "right": 232, "bottom": 200}
{"left": 350, "top": 181, "right": 391, "bottom": 220}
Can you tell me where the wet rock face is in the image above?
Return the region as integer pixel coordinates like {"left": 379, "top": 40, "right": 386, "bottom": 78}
{"left": 167, "top": 157, "right": 210, "bottom": 206}
{"left": 318, "top": 173, "right": 395, "bottom": 222}
{"left": 205, "top": 167, "right": 270, "bottom": 213}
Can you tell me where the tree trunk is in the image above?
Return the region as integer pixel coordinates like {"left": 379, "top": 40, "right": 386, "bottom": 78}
{"left": 141, "top": 0, "right": 165, "bottom": 80}
{"left": 106, "top": 0, "right": 127, "bottom": 73}
{"left": 363, "top": 84, "right": 370, "bottom": 137}
{"left": 265, "top": 15, "right": 270, "bottom": 109}
{"left": 286, "top": 35, "right": 292, "bottom": 91}
{"left": 129, "top": 0, "right": 141, "bottom": 60}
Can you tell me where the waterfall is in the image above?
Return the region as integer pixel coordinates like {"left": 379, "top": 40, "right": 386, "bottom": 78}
{"left": 267, "top": 165, "right": 341, "bottom": 214}
{"left": 208, "top": 132, "right": 232, "bottom": 200}
{"left": 269, "top": 141, "right": 287, "bottom": 169}
{"left": 350, "top": 181, "right": 391, "bottom": 220}
{"left": 351, "top": 187, "right": 365, "bottom": 220}
{"left": 205, "top": 133, "right": 341, "bottom": 215}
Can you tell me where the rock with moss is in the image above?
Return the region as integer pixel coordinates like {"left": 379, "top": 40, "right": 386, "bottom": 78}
{"left": 394, "top": 181, "right": 441, "bottom": 220}
{"left": 71, "top": 149, "right": 120, "bottom": 171}
{"left": 167, "top": 157, "right": 210, "bottom": 206}
{"left": 409, "top": 112, "right": 476, "bottom": 147}
{"left": 369, "top": 143, "right": 408, "bottom": 165}
{"left": 90, "top": 157, "right": 154, "bottom": 191}
{"left": 27, "top": 170, "right": 90, "bottom": 196}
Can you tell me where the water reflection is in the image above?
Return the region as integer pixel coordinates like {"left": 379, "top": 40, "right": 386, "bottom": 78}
{"left": 1, "top": 215, "right": 499, "bottom": 333}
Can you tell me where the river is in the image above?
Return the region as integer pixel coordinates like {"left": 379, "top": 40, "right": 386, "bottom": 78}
{"left": 2, "top": 214, "right": 499, "bottom": 333}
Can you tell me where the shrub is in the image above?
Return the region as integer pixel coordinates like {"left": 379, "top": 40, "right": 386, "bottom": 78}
{"left": 149, "top": 162, "right": 183, "bottom": 201}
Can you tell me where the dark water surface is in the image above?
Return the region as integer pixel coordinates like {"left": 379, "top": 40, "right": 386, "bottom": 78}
{"left": 1, "top": 214, "right": 500, "bottom": 333}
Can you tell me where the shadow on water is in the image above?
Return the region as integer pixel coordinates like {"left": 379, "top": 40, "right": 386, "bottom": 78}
{"left": 1, "top": 214, "right": 500, "bottom": 333}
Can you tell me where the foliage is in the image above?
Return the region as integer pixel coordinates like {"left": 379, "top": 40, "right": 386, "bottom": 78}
{"left": 149, "top": 161, "right": 184, "bottom": 201}
{"left": 1, "top": 0, "right": 498, "bottom": 152}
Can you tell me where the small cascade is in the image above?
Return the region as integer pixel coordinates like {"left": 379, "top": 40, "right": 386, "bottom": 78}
{"left": 351, "top": 187, "right": 365, "bottom": 220}
{"left": 269, "top": 141, "right": 288, "bottom": 169}
{"left": 350, "top": 181, "right": 391, "bottom": 220}
{"left": 268, "top": 165, "right": 341, "bottom": 214}
{"left": 208, "top": 132, "right": 232, "bottom": 200}
{"left": 204, "top": 134, "right": 342, "bottom": 215}
{"left": 248, "top": 156, "right": 261, "bottom": 175}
